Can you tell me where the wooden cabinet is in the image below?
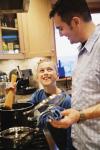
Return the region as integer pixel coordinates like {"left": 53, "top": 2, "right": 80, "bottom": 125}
{"left": 0, "top": 0, "right": 55, "bottom": 59}
{"left": 18, "top": 0, "right": 55, "bottom": 58}
{"left": 86, "top": 0, "right": 100, "bottom": 12}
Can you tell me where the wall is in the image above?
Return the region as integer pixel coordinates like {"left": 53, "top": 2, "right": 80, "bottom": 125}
{"left": 0, "top": 57, "right": 44, "bottom": 80}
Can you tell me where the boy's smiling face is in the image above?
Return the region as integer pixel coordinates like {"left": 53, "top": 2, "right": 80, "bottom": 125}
{"left": 37, "top": 61, "right": 58, "bottom": 87}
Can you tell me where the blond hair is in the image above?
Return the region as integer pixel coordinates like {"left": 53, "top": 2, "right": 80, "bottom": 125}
{"left": 37, "top": 58, "right": 58, "bottom": 73}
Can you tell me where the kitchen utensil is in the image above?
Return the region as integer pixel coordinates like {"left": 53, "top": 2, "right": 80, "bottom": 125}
{"left": 4, "top": 74, "right": 17, "bottom": 109}
{"left": 23, "top": 92, "right": 66, "bottom": 116}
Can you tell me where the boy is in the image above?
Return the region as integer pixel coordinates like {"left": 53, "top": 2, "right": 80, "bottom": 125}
{"left": 30, "top": 59, "right": 73, "bottom": 150}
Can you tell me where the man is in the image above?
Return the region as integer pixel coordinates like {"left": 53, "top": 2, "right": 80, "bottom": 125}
{"left": 49, "top": 0, "right": 100, "bottom": 150}
{"left": 30, "top": 59, "right": 73, "bottom": 150}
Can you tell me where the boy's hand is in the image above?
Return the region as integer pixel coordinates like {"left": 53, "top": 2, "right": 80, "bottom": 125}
{"left": 6, "top": 82, "right": 16, "bottom": 94}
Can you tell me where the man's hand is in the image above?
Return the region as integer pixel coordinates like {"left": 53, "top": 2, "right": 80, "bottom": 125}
{"left": 49, "top": 108, "right": 80, "bottom": 128}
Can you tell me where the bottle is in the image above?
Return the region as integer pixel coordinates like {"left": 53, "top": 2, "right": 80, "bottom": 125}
{"left": 14, "top": 18, "right": 18, "bottom": 28}
{"left": 2, "top": 41, "right": 8, "bottom": 51}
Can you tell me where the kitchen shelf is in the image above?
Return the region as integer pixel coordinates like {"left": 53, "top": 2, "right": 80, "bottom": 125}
{"left": 0, "top": 53, "right": 24, "bottom": 59}
{"left": 0, "top": 13, "right": 21, "bottom": 57}
{"left": 1, "top": 27, "right": 18, "bottom": 30}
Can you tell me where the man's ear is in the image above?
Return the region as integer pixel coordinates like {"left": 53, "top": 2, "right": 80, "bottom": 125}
{"left": 71, "top": 17, "right": 80, "bottom": 27}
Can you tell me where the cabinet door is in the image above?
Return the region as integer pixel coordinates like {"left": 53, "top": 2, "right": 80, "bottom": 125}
{"left": 18, "top": 0, "right": 55, "bottom": 58}
{"left": 86, "top": 0, "right": 100, "bottom": 12}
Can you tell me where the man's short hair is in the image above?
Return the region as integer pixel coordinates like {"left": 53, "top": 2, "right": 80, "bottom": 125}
{"left": 49, "top": 0, "right": 92, "bottom": 25}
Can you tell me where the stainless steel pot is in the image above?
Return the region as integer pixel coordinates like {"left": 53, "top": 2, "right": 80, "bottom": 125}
{"left": 0, "top": 126, "right": 39, "bottom": 149}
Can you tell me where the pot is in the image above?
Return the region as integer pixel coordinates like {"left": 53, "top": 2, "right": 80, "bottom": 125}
{"left": 0, "top": 126, "right": 39, "bottom": 149}
{"left": 0, "top": 102, "right": 36, "bottom": 131}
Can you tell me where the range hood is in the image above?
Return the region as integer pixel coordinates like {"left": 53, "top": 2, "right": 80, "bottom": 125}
{"left": 0, "top": 0, "right": 30, "bottom": 13}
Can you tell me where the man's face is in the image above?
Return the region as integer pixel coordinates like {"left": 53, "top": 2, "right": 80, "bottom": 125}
{"left": 53, "top": 14, "right": 80, "bottom": 44}
{"left": 37, "top": 61, "right": 58, "bottom": 87}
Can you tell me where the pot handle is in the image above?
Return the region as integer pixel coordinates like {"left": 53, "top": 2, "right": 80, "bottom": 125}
{"left": 23, "top": 109, "right": 33, "bottom": 115}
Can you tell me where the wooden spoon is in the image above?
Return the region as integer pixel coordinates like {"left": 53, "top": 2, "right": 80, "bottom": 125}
{"left": 4, "top": 74, "right": 17, "bottom": 109}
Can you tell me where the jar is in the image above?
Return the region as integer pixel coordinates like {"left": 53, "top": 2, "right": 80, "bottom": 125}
{"left": 14, "top": 44, "right": 20, "bottom": 53}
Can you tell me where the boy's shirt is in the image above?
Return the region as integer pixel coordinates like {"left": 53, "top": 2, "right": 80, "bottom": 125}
{"left": 29, "top": 89, "right": 73, "bottom": 150}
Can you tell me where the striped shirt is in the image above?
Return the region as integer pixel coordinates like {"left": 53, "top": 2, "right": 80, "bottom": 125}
{"left": 72, "top": 24, "right": 100, "bottom": 150}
